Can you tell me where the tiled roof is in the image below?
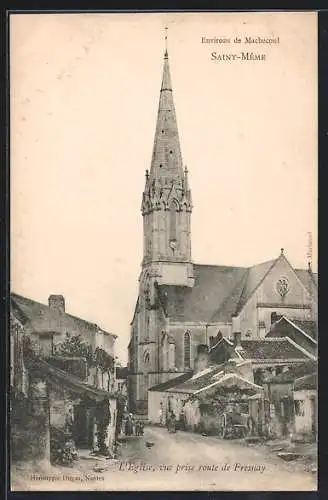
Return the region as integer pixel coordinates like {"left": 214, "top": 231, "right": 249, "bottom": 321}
{"left": 235, "top": 259, "right": 277, "bottom": 313}
{"left": 291, "top": 319, "right": 318, "bottom": 341}
{"left": 239, "top": 338, "right": 311, "bottom": 361}
{"left": 158, "top": 264, "right": 248, "bottom": 322}
{"left": 161, "top": 361, "right": 260, "bottom": 396}
{"left": 11, "top": 293, "right": 114, "bottom": 338}
{"left": 194, "top": 373, "right": 263, "bottom": 396}
{"left": 267, "top": 317, "right": 318, "bottom": 343}
{"left": 166, "top": 364, "right": 226, "bottom": 393}
{"left": 295, "top": 268, "right": 318, "bottom": 289}
{"left": 210, "top": 272, "right": 249, "bottom": 322}
{"left": 209, "top": 336, "right": 311, "bottom": 363}
{"left": 294, "top": 372, "right": 317, "bottom": 391}
{"left": 265, "top": 317, "right": 317, "bottom": 358}
{"left": 156, "top": 258, "right": 316, "bottom": 325}
{"left": 266, "top": 360, "right": 317, "bottom": 384}
{"left": 148, "top": 371, "right": 193, "bottom": 392}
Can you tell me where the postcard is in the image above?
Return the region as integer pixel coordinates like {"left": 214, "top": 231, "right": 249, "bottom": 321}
{"left": 10, "top": 11, "right": 317, "bottom": 491}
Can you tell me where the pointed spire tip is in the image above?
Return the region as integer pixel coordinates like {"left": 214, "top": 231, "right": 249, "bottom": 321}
{"left": 164, "top": 26, "right": 168, "bottom": 58}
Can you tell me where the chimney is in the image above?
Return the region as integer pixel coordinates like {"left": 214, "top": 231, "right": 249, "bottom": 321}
{"left": 233, "top": 331, "right": 242, "bottom": 348}
{"left": 194, "top": 344, "right": 209, "bottom": 373}
{"left": 271, "top": 312, "right": 278, "bottom": 325}
{"left": 232, "top": 314, "right": 240, "bottom": 332}
{"left": 271, "top": 312, "right": 282, "bottom": 325}
{"left": 48, "top": 295, "right": 65, "bottom": 314}
{"left": 209, "top": 330, "right": 223, "bottom": 348}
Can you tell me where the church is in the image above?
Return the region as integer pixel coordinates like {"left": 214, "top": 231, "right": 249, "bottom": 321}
{"left": 127, "top": 41, "right": 318, "bottom": 415}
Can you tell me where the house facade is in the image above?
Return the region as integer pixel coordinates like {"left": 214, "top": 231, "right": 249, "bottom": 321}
{"left": 10, "top": 292, "right": 120, "bottom": 469}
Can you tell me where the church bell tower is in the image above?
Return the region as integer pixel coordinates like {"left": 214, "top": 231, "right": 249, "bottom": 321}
{"left": 129, "top": 33, "right": 196, "bottom": 412}
{"left": 141, "top": 30, "right": 194, "bottom": 288}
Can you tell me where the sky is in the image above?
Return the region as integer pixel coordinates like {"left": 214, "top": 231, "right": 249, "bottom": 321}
{"left": 10, "top": 12, "right": 318, "bottom": 364}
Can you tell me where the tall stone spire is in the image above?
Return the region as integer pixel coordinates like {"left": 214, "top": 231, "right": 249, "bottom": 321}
{"left": 148, "top": 28, "right": 184, "bottom": 184}
{"left": 141, "top": 29, "right": 193, "bottom": 272}
{"left": 142, "top": 29, "right": 192, "bottom": 217}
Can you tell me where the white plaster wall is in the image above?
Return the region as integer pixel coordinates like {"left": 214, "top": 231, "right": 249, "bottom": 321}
{"left": 294, "top": 389, "right": 316, "bottom": 435}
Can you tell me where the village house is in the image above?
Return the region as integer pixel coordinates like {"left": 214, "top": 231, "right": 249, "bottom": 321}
{"left": 246, "top": 360, "right": 317, "bottom": 441}
{"left": 146, "top": 328, "right": 317, "bottom": 438}
{"left": 10, "top": 292, "right": 121, "bottom": 466}
{"left": 209, "top": 330, "right": 316, "bottom": 386}
{"left": 148, "top": 344, "right": 263, "bottom": 435}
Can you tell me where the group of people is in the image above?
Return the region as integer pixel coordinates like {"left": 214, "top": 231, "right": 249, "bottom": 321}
{"left": 123, "top": 413, "right": 144, "bottom": 437}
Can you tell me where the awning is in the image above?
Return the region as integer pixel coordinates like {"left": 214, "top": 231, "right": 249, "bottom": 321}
{"left": 194, "top": 373, "right": 263, "bottom": 397}
{"left": 26, "top": 356, "right": 113, "bottom": 403}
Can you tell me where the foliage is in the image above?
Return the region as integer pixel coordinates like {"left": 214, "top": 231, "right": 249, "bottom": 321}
{"left": 115, "top": 394, "right": 127, "bottom": 441}
{"left": 22, "top": 334, "right": 38, "bottom": 358}
{"left": 54, "top": 335, "right": 114, "bottom": 373}
{"left": 50, "top": 427, "right": 78, "bottom": 466}
{"left": 54, "top": 335, "right": 94, "bottom": 363}
{"left": 94, "top": 347, "right": 114, "bottom": 373}
{"left": 94, "top": 402, "right": 111, "bottom": 455}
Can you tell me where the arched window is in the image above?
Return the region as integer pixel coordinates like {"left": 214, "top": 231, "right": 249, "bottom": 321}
{"left": 169, "top": 201, "right": 178, "bottom": 242}
{"left": 145, "top": 316, "right": 150, "bottom": 340}
{"left": 184, "top": 331, "right": 191, "bottom": 368}
{"left": 144, "top": 351, "right": 150, "bottom": 364}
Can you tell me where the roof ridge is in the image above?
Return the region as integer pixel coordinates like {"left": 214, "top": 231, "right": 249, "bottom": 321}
{"left": 284, "top": 336, "right": 316, "bottom": 360}
{"left": 11, "top": 298, "right": 29, "bottom": 325}
{"left": 194, "top": 263, "right": 248, "bottom": 270}
{"left": 234, "top": 268, "right": 251, "bottom": 316}
{"left": 242, "top": 337, "right": 290, "bottom": 342}
{"left": 11, "top": 292, "right": 112, "bottom": 336}
{"left": 11, "top": 292, "right": 46, "bottom": 308}
{"left": 249, "top": 258, "right": 277, "bottom": 269}
{"left": 234, "top": 257, "right": 280, "bottom": 315}
{"left": 281, "top": 317, "right": 317, "bottom": 344}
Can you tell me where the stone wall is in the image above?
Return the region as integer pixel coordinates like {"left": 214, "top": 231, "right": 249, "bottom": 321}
{"left": 49, "top": 386, "right": 76, "bottom": 431}
{"left": 263, "top": 382, "right": 294, "bottom": 438}
{"left": 11, "top": 378, "right": 51, "bottom": 465}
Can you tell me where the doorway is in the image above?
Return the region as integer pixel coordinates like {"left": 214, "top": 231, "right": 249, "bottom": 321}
{"left": 73, "top": 402, "right": 93, "bottom": 448}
